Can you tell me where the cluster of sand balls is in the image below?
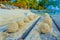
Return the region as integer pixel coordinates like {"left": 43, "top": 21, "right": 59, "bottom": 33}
{"left": 7, "top": 15, "right": 37, "bottom": 33}
{"left": 7, "top": 20, "right": 26, "bottom": 33}
{"left": 24, "top": 15, "right": 37, "bottom": 23}
{"left": 28, "top": 15, "right": 37, "bottom": 20}
{"left": 38, "top": 13, "right": 52, "bottom": 34}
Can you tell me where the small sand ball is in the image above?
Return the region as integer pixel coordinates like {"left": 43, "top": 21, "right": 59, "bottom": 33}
{"left": 39, "top": 22, "right": 51, "bottom": 34}
{"left": 24, "top": 17, "right": 30, "bottom": 23}
{"left": 0, "top": 32, "right": 7, "bottom": 40}
{"left": 17, "top": 21, "right": 25, "bottom": 28}
{"left": 43, "top": 16, "right": 52, "bottom": 27}
{"left": 28, "top": 15, "right": 36, "bottom": 20}
{"left": 7, "top": 21, "right": 19, "bottom": 33}
{"left": 33, "top": 15, "right": 37, "bottom": 18}
{"left": 44, "top": 13, "right": 50, "bottom": 17}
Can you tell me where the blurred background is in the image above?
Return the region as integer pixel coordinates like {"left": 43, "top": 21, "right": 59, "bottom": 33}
{"left": 0, "top": 0, "right": 60, "bottom": 10}
{"left": 0, "top": 0, "right": 60, "bottom": 14}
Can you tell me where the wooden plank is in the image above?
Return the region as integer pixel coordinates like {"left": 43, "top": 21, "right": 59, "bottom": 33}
{"left": 50, "top": 14, "right": 60, "bottom": 31}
